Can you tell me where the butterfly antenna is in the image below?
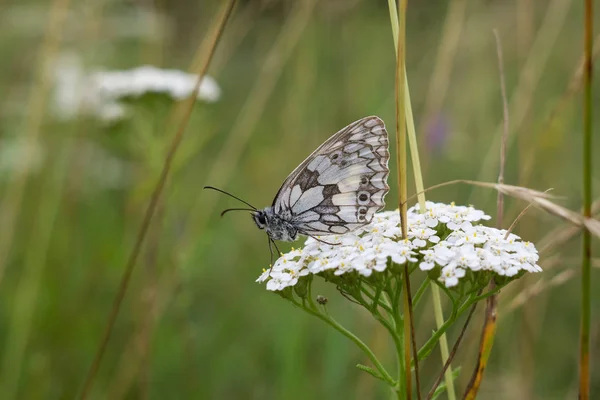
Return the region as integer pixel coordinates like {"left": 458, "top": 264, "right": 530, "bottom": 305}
{"left": 220, "top": 208, "right": 256, "bottom": 217}
{"left": 203, "top": 186, "right": 257, "bottom": 210}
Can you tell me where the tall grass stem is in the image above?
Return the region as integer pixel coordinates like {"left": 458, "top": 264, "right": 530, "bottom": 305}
{"left": 387, "top": 1, "right": 450, "bottom": 398}
{"left": 394, "top": 0, "right": 412, "bottom": 397}
{"left": 0, "top": 144, "right": 72, "bottom": 400}
{"left": 471, "top": 0, "right": 574, "bottom": 195}
{"left": 464, "top": 34, "right": 512, "bottom": 397}
{"left": 0, "top": 0, "right": 71, "bottom": 287}
{"left": 181, "top": 0, "right": 318, "bottom": 250}
{"left": 579, "top": 0, "right": 593, "bottom": 398}
{"left": 78, "top": 2, "right": 237, "bottom": 397}
{"left": 386, "top": 0, "right": 426, "bottom": 212}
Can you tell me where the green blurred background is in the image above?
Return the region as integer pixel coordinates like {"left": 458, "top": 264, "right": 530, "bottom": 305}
{"left": 0, "top": 0, "right": 598, "bottom": 399}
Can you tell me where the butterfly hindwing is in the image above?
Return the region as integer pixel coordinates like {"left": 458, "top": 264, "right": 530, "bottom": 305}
{"left": 272, "top": 116, "right": 390, "bottom": 236}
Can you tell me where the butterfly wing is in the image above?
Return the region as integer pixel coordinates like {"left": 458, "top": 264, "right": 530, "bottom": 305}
{"left": 272, "top": 116, "right": 390, "bottom": 236}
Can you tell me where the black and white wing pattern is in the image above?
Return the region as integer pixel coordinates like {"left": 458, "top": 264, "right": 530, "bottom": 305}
{"left": 272, "top": 116, "right": 390, "bottom": 236}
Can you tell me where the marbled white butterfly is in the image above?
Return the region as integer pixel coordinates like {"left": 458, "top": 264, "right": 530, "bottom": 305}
{"left": 205, "top": 116, "right": 390, "bottom": 256}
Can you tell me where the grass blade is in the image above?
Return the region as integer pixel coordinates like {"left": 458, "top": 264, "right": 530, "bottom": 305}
{"left": 78, "top": 2, "right": 237, "bottom": 397}
{"left": 579, "top": 0, "right": 593, "bottom": 398}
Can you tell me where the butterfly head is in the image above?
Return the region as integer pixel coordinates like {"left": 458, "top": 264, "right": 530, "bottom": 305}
{"left": 252, "top": 207, "right": 298, "bottom": 242}
{"left": 252, "top": 210, "right": 268, "bottom": 230}
{"left": 204, "top": 186, "right": 299, "bottom": 243}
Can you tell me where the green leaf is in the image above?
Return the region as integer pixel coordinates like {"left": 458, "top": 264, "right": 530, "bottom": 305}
{"left": 355, "top": 363, "right": 388, "bottom": 383}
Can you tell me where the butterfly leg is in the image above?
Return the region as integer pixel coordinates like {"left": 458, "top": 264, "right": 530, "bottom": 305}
{"left": 271, "top": 240, "right": 282, "bottom": 258}
{"left": 267, "top": 236, "right": 275, "bottom": 268}
{"left": 267, "top": 238, "right": 282, "bottom": 274}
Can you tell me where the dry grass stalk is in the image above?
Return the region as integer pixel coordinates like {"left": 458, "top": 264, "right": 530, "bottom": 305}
{"left": 537, "top": 199, "right": 600, "bottom": 254}
{"left": 78, "top": 2, "right": 237, "bottom": 397}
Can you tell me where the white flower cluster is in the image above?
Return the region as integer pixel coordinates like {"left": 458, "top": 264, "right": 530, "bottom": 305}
{"left": 52, "top": 52, "right": 220, "bottom": 122}
{"left": 257, "top": 202, "right": 541, "bottom": 291}
{"left": 91, "top": 66, "right": 221, "bottom": 103}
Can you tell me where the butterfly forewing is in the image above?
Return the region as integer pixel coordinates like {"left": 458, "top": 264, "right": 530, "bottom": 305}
{"left": 272, "top": 116, "right": 390, "bottom": 236}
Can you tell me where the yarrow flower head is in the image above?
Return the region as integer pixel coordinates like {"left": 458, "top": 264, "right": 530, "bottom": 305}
{"left": 91, "top": 65, "right": 221, "bottom": 103}
{"left": 52, "top": 52, "right": 221, "bottom": 122}
{"left": 257, "top": 201, "right": 541, "bottom": 291}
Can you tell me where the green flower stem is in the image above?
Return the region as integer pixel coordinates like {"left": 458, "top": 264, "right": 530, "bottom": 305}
{"left": 394, "top": 313, "right": 406, "bottom": 399}
{"left": 418, "top": 308, "right": 458, "bottom": 361}
{"left": 389, "top": 279, "right": 407, "bottom": 399}
{"left": 412, "top": 277, "right": 430, "bottom": 309}
{"left": 436, "top": 282, "right": 457, "bottom": 307}
{"left": 372, "top": 307, "right": 401, "bottom": 342}
{"left": 465, "top": 286, "right": 503, "bottom": 307}
{"left": 359, "top": 282, "right": 393, "bottom": 315}
{"left": 430, "top": 284, "right": 455, "bottom": 399}
{"left": 372, "top": 281, "right": 386, "bottom": 312}
{"left": 292, "top": 296, "right": 396, "bottom": 386}
{"left": 355, "top": 283, "right": 404, "bottom": 368}
{"left": 417, "top": 290, "right": 491, "bottom": 361}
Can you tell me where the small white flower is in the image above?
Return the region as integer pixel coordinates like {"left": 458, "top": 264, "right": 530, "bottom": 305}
{"left": 438, "top": 215, "right": 472, "bottom": 231}
{"left": 440, "top": 265, "right": 465, "bottom": 288}
{"left": 266, "top": 271, "right": 296, "bottom": 291}
{"left": 409, "top": 201, "right": 445, "bottom": 228}
{"left": 431, "top": 246, "right": 455, "bottom": 267}
{"left": 454, "top": 227, "right": 488, "bottom": 246}
{"left": 453, "top": 245, "right": 479, "bottom": 270}
{"left": 463, "top": 207, "right": 492, "bottom": 223}
{"left": 419, "top": 249, "right": 436, "bottom": 271}
{"left": 474, "top": 247, "right": 501, "bottom": 271}
{"left": 408, "top": 227, "right": 440, "bottom": 248}
{"left": 256, "top": 268, "right": 271, "bottom": 283}
{"left": 333, "top": 260, "right": 354, "bottom": 276}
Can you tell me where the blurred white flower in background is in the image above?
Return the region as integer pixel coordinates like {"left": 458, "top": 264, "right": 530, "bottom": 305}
{"left": 91, "top": 65, "right": 221, "bottom": 102}
{"left": 51, "top": 52, "right": 126, "bottom": 122}
{"left": 257, "top": 202, "right": 541, "bottom": 291}
{"left": 51, "top": 52, "right": 221, "bottom": 122}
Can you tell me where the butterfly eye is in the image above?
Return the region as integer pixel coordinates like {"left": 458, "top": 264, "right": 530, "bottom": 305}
{"left": 254, "top": 213, "right": 267, "bottom": 228}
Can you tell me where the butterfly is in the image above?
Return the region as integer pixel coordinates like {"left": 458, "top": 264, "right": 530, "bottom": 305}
{"left": 205, "top": 116, "right": 390, "bottom": 260}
